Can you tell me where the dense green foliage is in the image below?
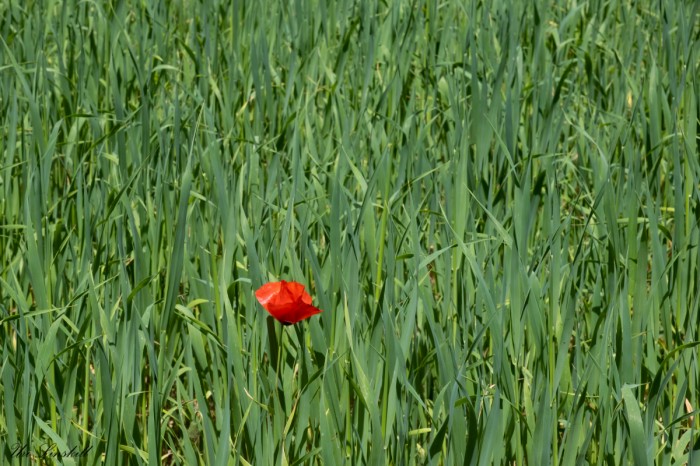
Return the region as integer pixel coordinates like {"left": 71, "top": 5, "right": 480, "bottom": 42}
{"left": 1, "top": 0, "right": 699, "bottom": 464}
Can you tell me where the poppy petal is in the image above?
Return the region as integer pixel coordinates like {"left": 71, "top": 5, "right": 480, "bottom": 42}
{"left": 255, "top": 280, "right": 323, "bottom": 324}
{"left": 254, "top": 281, "right": 282, "bottom": 306}
{"left": 283, "top": 280, "right": 307, "bottom": 301}
{"left": 272, "top": 302, "right": 323, "bottom": 324}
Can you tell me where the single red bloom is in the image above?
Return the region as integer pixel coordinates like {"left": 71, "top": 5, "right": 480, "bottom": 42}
{"left": 255, "top": 280, "right": 323, "bottom": 325}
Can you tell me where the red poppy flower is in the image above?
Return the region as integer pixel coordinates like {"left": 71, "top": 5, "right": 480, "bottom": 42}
{"left": 255, "top": 280, "right": 323, "bottom": 325}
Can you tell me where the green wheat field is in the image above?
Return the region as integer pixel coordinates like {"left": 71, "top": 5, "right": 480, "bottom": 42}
{"left": 1, "top": 1, "right": 699, "bottom": 465}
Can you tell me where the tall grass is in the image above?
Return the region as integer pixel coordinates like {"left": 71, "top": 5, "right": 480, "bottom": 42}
{"left": 1, "top": 0, "right": 699, "bottom": 464}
